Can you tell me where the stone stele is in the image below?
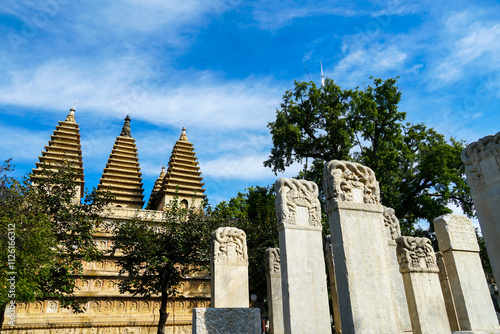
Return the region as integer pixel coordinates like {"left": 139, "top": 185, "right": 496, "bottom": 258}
{"left": 211, "top": 227, "right": 249, "bottom": 308}
{"left": 324, "top": 235, "right": 342, "bottom": 334}
{"left": 434, "top": 214, "right": 500, "bottom": 333}
{"left": 275, "top": 178, "right": 332, "bottom": 334}
{"left": 384, "top": 207, "right": 412, "bottom": 333}
{"left": 265, "top": 247, "right": 284, "bottom": 334}
{"left": 396, "top": 236, "right": 451, "bottom": 334}
{"left": 461, "top": 131, "right": 500, "bottom": 286}
{"left": 192, "top": 307, "right": 261, "bottom": 334}
{"left": 323, "top": 160, "right": 402, "bottom": 334}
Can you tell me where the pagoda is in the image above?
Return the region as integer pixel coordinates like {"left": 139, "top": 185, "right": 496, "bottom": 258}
{"left": 97, "top": 115, "right": 145, "bottom": 209}
{"left": 31, "top": 107, "right": 85, "bottom": 201}
{"left": 150, "top": 127, "right": 206, "bottom": 210}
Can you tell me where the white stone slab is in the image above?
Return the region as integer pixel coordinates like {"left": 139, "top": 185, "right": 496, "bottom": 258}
{"left": 275, "top": 178, "right": 332, "bottom": 334}
{"left": 397, "top": 236, "right": 451, "bottom": 334}
{"left": 192, "top": 308, "right": 261, "bottom": 334}
{"left": 462, "top": 132, "right": 500, "bottom": 286}
{"left": 324, "top": 235, "right": 342, "bottom": 334}
{"left": 384, "top": 207, "right": 412, "bottom": 333}
{"left": 265, "top": 248, "right": 284, "bottom": 334}
{"left": 435, "top": 214, "right": 500, "bottom": 332}
{"left": 323, "top": 160, "right": 402, "bottom": 334}
{"left": 211, "top": 227, "right": 249, "bottom": 308}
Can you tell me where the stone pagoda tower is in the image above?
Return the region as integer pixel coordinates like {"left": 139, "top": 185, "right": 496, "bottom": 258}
{"left": 31, "top": 106, "right": 85, "bottom": 202}
{"left": 149, "top": 127, "right": 206, "bottom": 210}
{"left": 97, "top": 115, "right": 145, "bottom": 209}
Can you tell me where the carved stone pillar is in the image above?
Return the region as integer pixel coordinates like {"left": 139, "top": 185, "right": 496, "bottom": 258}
{"left": 274, "top": 178, "right": 331, "bottom": 334}
{"left": 396, "top": 236, "right": 451, "bottom": 334}
{"left": 324, "top": 235, "right": 342, "bottom": 334}
{"left": 384, "top": 207, "right": 412, "bottom": 333}
{"left": 211, "top": 227, "right": 249, "bottom": 307}
{"left": 434, "top": 214, "right": 500, "bottom": 333}
{"left": 436, "top": 252, "right": 461, "bottom": 331}
{"left": 323, "top": 160, "right": 402, "bottom": 334}
{"left": 461, "top": 131, "right": 500, "bottom": 285}
{"left": 265, "top": 248, "right": 284, "bottom": 334}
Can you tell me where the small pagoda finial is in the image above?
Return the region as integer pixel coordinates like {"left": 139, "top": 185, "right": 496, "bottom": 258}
{"left": 179, "top": 126, "right": 188, "bottom": 141}
{"left": 66, "top": 105, "right": 76, "bottom": 122}
{"left": 120, "top": 115, "right": 132, "bottom": 137}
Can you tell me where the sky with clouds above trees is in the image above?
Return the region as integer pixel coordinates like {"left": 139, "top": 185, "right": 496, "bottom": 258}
{"left": 1, "top": 0, "right": 499, "bottom": 205}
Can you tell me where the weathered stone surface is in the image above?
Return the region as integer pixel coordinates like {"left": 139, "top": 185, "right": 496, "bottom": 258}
{"left": 396, "top": 236, "right": 451, "bottom": 334}
{"left": 275, "top": 178, "right": 331, "bottom": 334}
{"left": 324, "top": 235, "right": 341, "bottom": 334}
{"left": 211, "top": 227, "right": 249, "bottom": 308}
{"left": 384, "top": 207, "right": 412, "bottom": 333}
{"left": 436, "top": 252, "right": 461, "bottom": 331}
{"left": 461, "top": 131, "right": 500, "bottom": 286}
{"left": 192, "top": 308, "right": 261, "bottom": 334}
{"left": 323, "top": 160, "right": 402, "bottom": 334}
{"left": 434, "top": 214, "right": 500, "bottom": 332}
{"left": 265, "top": 248, "right": 284, "bottom": 334}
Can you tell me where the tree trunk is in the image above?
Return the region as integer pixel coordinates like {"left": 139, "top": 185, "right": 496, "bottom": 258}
{"left": 157, "top": 287, "right": 169, "bottom": 334}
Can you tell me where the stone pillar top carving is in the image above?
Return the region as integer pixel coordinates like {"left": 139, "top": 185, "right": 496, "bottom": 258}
{"left": 383, "top": 207, "right": 401, "bottom": 241}
{"left": 461, "top": 131, "right": 500, "bottom": 192}
{"left": 396, "top": 236, "right": 438, "bottom": 273}
{"left": 265, "top": 248, "right": 280, "bottom": 275}
{"left": 434, "top": 214, "right": 479, "bottom": 253}
{"left": 461, "top": 131, "right": 500, "bottom": 166}
{"left": 211, "top": 227, "right": 248, "bottom": 264}
{"left": 274, "top": 178, "right": 321, "bottom": 228}
{"left": 323, "top": 160, "right": 380, "bottom": 206}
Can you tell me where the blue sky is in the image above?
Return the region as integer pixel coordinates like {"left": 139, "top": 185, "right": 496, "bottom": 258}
{"left": 1, "top": 0, "right": 499, "bottom": 209}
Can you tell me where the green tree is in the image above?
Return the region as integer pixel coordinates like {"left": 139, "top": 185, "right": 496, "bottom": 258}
{"left": 213, "top": 186, "right": 278, "bottom": 312}
{"left": 0, "top": 160, "right": 112, "bottom": 327}
{"left": 111, "top": 197, "right": 217, "bottom": 334}
{"left": 265, "top": 77, "right": 473, "bottom": 233}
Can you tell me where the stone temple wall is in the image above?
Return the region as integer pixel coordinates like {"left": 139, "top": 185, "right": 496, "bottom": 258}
{"left": 2, "top": 208, "right": 211, "bottom": 334}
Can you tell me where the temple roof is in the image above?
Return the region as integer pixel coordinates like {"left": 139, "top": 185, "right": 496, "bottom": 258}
{"left": 151, "top": 127, "right": 206, "bottom": 209}
{"left": 31, "top": 107, "right": 85, "bottom": 198}
{"left": 98, "top": 115, "right": 145, "bottom": 209}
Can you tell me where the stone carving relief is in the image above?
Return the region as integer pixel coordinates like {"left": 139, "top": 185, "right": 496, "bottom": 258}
{"left": 275, "top": 178, "right": 321, "bottom": 227}
{"left": 211, "top": 227, "right": 248, "bottom": 264}
{"left": 396, "top": 236, "right": 438, "bottom": 272}
{"left": 383, "top": 207, "right": 402, "bottom": 240}
{"left": 323, "top": 160, "right": 380, "bottom": 205}
{"left": 461, "top": 131, "right": 500, "bottom": 189}
{"left": 47, "top": 301, "right": 58, "bottom": 313}
{"left": 265, "top": 248, "right": 280, "bottom": 274}
{"left": 324, "top": 235, "right": 333, "bottom": 259}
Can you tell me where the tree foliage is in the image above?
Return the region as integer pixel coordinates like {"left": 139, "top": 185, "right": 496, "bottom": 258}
{"left": 111, "top": 197, "right": 218, "bottom": 334}
{"left": 0, "top": 160, "right": 112, "bottom": 327}
{"left": 265, "top": 77, "right": 473, "bottom": 233}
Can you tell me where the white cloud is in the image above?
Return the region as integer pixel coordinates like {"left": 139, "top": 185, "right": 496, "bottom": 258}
{"left": 331, "top": 44, "right": 408, "bottom": 86}
{"left": 430, "top": 12, "right": 500, "bottom": 85}
{"left": 203, "top": 153, "right": 302, "bottom": 180}
{"left": 0, "top": 58, "right": 282, "bottom": 131}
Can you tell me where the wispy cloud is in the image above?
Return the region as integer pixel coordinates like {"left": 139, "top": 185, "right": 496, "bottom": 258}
{"left": 0, "top": 58, "right": 282, "bottom": 131}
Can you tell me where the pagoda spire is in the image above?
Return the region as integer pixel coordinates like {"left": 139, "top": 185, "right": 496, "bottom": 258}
{"left": 98, "top": 116, "right": 145, "bottom": 209}
{"left": 31, "top": 107, "right": 85, "bottom": 200}
{"left": 147, "top": 165, "right": 166, "bottom": 208}
{"left": 150, "top": 127, "right": 206, "bottom": 210}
